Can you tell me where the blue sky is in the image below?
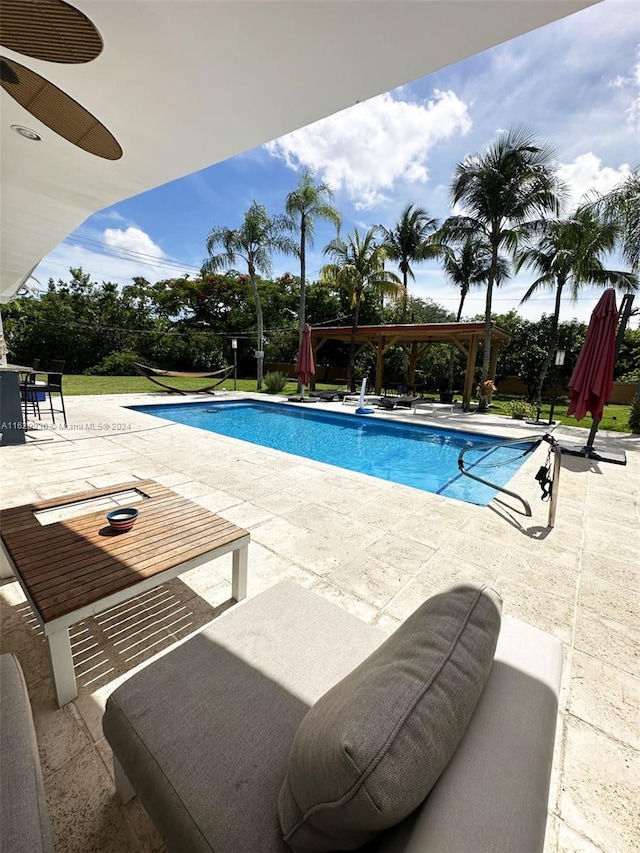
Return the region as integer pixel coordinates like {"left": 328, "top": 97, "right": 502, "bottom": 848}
{"left": 33, "top": 0, "right": 639, "bottom": 327}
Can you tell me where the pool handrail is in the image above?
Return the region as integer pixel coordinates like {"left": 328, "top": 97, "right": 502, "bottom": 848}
{"left": 458, "top": 433, "right": 561, "bottom": 527}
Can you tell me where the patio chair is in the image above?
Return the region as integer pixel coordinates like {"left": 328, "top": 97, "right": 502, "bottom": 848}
{"left": 20, "top": 358, "right": 42, "bottom": 418}
{"left": 134, "top": 362, "right": 233, "bottom": 394}
{"left": 25, "top": 360, "right": 67, "bottom": 426}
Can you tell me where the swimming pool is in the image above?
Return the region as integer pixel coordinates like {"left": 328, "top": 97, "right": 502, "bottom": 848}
{"left": 130, "top": 400, "right": 533, "bottom": 506}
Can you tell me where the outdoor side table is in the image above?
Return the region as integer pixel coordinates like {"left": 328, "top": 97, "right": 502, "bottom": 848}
{"left": 0, "top": 479, "right": 250, "bottom": 706}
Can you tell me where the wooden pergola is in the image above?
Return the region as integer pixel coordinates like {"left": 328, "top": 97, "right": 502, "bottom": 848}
{"left": 311, "top": 322, "right": 513, "bottom": 410}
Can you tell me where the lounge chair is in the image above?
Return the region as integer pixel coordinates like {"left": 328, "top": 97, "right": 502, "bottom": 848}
{"left": 412, "top": 400, "right": 455, "bottom": 416}
{"left": 378, "top": 395, "right": 419, "bottom": 410}
{"left": 309, "top": 389, "right": 352, "bottom": 401}
{"left": 134, "top": 362, "right": 233, "bottom": 395}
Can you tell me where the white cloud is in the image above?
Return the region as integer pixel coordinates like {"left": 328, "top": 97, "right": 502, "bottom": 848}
{"left": 31, "top": 239, "right": 195, "bottom": 291}
{"left": 103, "top": 226, "right": 166, "bottom": 261}
{"left": 611, "top": 44, "right": 640, "bottom": 129}
{"left": 555, "top": 153, "right": 631, "bottom": 209}
{"left": 265, "top": 90, "right": 472, "bottom": 209}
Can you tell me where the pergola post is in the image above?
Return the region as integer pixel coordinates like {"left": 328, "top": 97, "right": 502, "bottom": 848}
{"left": 408, "top": 342, "right": 418, "bottom": 388}
{"left": 463, "top": 335, "right": 479, "bottom": 410}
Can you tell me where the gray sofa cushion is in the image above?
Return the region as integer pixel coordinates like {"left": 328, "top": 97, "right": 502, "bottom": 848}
{"left": 365, "top": 614, "right": 564, "bottom": 853}
{"left": 278, "top": 584, "right": 502, "bottom": 852}
{"left": 103, "top": 581, "right": 385, "bottom": 853}
{"left": 0, "top": 654, "right": 54, "bottom": 853}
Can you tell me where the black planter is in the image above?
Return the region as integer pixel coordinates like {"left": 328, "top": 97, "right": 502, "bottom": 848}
{"left": 439, "top": 392, "right": 454, "bottom": 404}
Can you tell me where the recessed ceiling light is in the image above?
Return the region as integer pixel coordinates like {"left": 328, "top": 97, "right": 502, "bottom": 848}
{"left": 11, "top": 124, "right": 42, "bottom": 141}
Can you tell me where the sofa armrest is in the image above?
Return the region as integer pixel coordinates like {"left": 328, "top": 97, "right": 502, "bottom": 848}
{"left": 0, "top": 654, "right": 54, "bottom": 853}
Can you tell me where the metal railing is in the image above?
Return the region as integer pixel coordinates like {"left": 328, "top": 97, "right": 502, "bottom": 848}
{"left": 458, "top": 433, "right": 561, "bottom": 528}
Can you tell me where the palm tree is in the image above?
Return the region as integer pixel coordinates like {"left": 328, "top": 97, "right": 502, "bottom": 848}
{"left": 439, "top": 237, "right": 496, "bottom": 323}
{"left": 285, "top": 168, "right": 341, "bottom": 342}
{"left": 378, "top": 203, "right": 438, "bottom": 323}
{"left": 517, "top": 205, "right": 638, "bottom": 406}
{"left": 437, "top": 237, "right": 494, "bottom": 395}
{"left": 589, "top": 169, "right": 639, "bottom": 272}
{"left": 445, "top": 126, "right": 562, "bottom": 408}
{"left": 321, "top": 228, "right": 401, "bottom": 390}
{"left": 202, "top": 202, "right": 297, "bottom": 388}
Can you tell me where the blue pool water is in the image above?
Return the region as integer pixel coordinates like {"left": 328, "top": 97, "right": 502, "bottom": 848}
{"left": 130, "top": 400, "right": 534, "bottom": 506}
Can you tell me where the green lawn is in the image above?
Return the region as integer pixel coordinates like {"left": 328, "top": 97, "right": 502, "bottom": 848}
{"left": 62, "top": 376, "right": 634, "bottom": 434}
{"left": 489, "top": 395, "right": 631, "bottom": 433}
{"left": 64, "top": 375, "right": 250, "bottom": 395}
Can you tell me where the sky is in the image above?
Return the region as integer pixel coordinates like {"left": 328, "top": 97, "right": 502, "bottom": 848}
{"left": 31, "top": 0, "right": 640, "bottom": 328}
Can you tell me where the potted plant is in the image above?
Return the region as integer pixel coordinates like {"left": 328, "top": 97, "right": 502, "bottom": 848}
{"left": 476, "top": 379, "right": 496, "bottom": 410}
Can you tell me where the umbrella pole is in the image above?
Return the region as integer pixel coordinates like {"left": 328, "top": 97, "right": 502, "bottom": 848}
{"left": 585, "top": 417, "right": 600, "bottom": 451}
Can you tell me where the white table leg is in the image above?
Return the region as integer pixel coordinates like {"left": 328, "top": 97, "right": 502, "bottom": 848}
{"left": 46, "top": 627, "right": 77, "bottom": 706}
{"left": 231, "top": 544, "right": 248, "bottom": 601}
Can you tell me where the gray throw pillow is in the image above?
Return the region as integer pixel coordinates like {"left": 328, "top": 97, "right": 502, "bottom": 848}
{"left": 278, "top": 583, "right": 502, "bottom": 852}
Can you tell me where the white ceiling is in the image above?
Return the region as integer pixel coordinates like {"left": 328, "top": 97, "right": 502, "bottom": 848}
{"left": 0, "top": 0, "right": 598, "bottom": 302}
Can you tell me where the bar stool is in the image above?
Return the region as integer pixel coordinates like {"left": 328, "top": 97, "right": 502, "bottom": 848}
{"left": 39, "top": 360, "right": 67, "bottom": 426}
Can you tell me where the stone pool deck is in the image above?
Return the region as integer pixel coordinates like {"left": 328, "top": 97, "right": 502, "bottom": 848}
{"left": 1, "top": 391, "right": 638, "bottom": 853}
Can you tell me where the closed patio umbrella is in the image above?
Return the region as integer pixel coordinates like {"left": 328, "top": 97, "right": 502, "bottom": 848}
{"left": 561, "top": 289, "right": 625, "bottom": 465}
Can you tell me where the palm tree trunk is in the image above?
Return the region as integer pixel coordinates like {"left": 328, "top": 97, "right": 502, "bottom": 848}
{"left": 534, "top": 279, "right": 564, "bottom": 407}
{"left": 447, "top": 286, "right": 468, "bottom": 393}
{"left": 478, "top": 245, "right": 497, "bottom": 410}
{"left": 482, "top": 245, "right": 498, "bottom": 382}
{"left": 401, "top": 269, "right": 409, "bottom": 383}
{"left": 347, "top": 298, "right": 361, "bottom": 392}
{"left": 298, "top": 220, "right": 307, "bottom": 342}
{"left": 250, "top": 268, "right": 264, "bottom": 389}
{"left": 297, "top": 222, "right": 306, "bottom": 393}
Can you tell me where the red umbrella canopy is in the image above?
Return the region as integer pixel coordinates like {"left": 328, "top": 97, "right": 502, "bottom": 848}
{"left": 296, "top": 323, "right": 315, "bottom": 388}
{"left": 567, "top": 289, "right": 618, "bottom": 422}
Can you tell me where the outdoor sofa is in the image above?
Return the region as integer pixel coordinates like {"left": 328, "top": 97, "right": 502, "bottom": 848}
{"left": 102, "top": 580, "right": 562, "bottom": 853}
{"left": 0, "top": 654, "right": 54, "bottom": 853}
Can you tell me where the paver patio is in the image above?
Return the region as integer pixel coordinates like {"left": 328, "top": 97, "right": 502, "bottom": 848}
{"left": 1, "top": 391, "right": 638, "bottom": 853}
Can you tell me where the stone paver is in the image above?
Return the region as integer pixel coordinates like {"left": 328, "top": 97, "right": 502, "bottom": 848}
{"left": 1, "top": 391, "right": 638, "bottom": 852}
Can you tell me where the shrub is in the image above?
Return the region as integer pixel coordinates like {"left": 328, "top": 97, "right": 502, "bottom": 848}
{"left": 86, "top": 350, "right": 143, "bottom": 376}
{"left": 264, "top": 371, "right": 288, "bottom": 393}
{"left": 506, "top": 400, "right": 537, "bottom": 420}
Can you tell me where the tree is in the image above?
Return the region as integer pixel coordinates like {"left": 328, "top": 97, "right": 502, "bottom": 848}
{"left": 445, "top": 126, "right": 562, "bottom": 408}
{"left": 589, "top": 169, "right": 640, "bottom": 272}
{"left": 437, "top": 236, "right": 502, "bottom": 394}
{"left": 202, "top": 202, "right": 297, "bottom": 388}
{"left": 285, "top": 168, "right": 341, "bottom": 344}
{"left": 378, "top": 203, "right": 438, "bottom": 323}
{"left": 321, "top": 228, "right": 401, "bottom": 390}
{"left": 439, "top": 237, "right": 497, "bottom": 323}
{"left": 517, "top": 205, "right": 638, "bottom": 406}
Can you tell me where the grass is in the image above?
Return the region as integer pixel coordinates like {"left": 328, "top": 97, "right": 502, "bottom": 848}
{"left": 63, "top": 375, "right": 262, "bottom": 395}
{"left": 489, "top": 395, "right": 632, "bottom": 433}
{"left": 62, "top": 376, "right": 634, "bottom": 434}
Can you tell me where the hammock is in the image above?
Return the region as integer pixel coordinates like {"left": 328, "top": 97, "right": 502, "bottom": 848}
{"left": 134, "top": 362, "right": 234, "bottom": 395}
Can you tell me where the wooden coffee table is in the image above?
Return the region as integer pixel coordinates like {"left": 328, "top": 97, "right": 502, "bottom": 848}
{"left": 0, "top": 480, "right": 250, "bottom": 706}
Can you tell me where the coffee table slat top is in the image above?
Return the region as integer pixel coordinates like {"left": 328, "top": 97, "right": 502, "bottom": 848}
{"left": 1, "top": 480, "right": 249, "bottom": 623}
